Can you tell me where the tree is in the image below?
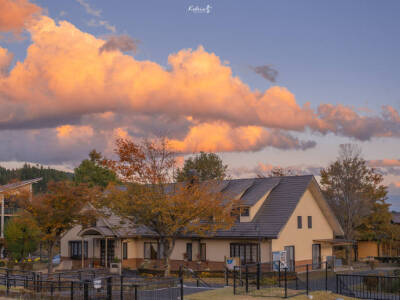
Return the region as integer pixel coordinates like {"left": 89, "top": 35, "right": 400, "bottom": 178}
{"left": 175, "top": 152, "right": 228, "bottom": 182}
{"left": 103, "top": 138, "right": 237, "bottom": 275}
{"left": 357, "top": 199, "right": 393, "bottom": 256}
{"left": 74, "top": 150, "right": 117, "bottom": 189}
{"left": 320, "top": 144, "right": 388, "bottom": 241}
{"left": 19, "top": 181, "right": 98, "bottom": 273}
{"left": 4, "top": 214, "right": 41, "bottom": 262}
{"left": 257, "top": 166, "right": 299, "bottom": 178}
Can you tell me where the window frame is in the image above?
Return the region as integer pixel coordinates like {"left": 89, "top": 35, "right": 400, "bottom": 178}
{"left": 123, "top": 242, "right": 128, "bottom": 260}
{"left": 69, "top": 241, "right": 88, "bottom": 259}
{"left": 308, "top": 216, "right": 312, "bottom": 229}
{"left": 144, "top": 242, "right": 158, "bottom": 260}
{"left": 297, "top": 216, "right": 302, "bottom": 229}
{"left": 199, "top": 243, "right": 206, "bottom": 261}
{"left": 240, "top": 207, "right": 250, "bottom": 217}
{"left": 230, "top": 243, "right": 259, "bottom": 264}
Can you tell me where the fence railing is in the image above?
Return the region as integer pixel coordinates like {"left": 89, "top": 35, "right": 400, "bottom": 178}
{"left": 0, "top": 268, "right": 184, "bottom": 300}
{"left": 337, "top": 274, "right": 400, "bottom": 300}
{"left": 233, "top": 261, "right": 334, "bottom": 298}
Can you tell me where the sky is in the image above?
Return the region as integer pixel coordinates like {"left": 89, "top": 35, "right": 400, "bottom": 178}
{"left": 0, "top": 0, "right": 399, "bottom": 209}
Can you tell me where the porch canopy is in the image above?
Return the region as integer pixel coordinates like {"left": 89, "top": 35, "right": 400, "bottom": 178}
{"left": 313, "top": 239, "right": 355, "bottom": 246}
{"left": 78, "top": 226, "right": 116, "bottom": 238}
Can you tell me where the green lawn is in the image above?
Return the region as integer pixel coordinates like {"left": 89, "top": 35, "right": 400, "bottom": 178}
{"left": 186, "top": 287, "right": 357, "bottom": 300}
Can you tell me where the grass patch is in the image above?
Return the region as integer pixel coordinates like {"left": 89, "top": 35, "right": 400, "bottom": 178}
{"left": 186, "top": 287, "right": 357, "bottom": 300}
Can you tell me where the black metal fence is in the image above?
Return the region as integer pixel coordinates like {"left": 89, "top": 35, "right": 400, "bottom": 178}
{"left": 337, "top": 274, "right": 400, "bottom": 300}
{"left": 233, "top": 261, "right": 334, "bottom": 298}
{"left": 0, "top": 268, "right": 184, "bottom": 300}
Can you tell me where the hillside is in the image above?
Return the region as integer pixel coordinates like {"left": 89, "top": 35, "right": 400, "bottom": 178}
{"left": 0, "top": 163, "right": 73, "bottom": 193}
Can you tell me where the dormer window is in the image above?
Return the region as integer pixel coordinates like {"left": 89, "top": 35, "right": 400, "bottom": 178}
{"left": 241, "top": 207, "right": 250, "bottom": 217}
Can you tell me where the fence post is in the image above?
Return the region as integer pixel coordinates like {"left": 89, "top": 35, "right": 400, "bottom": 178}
{"left": 325, "top": 261, "right": 328, "bottom": 291}
{"left": 107, "top": 277, "right": 112, "bottom": 300}
{"left": 51, "top": 282, "right": 54, "bottom": 297}
{"left": 257, "top": 263, "right": 260, "bottom": 290}
{"left": 134, "top": 285, "right": 138, "bottom": 300}
{"left": 284, "top": 268, "right": 287, "bottom": 298}
{"left": 233, "top": 267, "right": 236, "bottom": 295}
{"left": 120, "top": 275, "right": 124, "bottom": 300}
{"left": 84, "top": 280, "right": 89, "bottom": 300}
{"left": 70, "top": 281, "right": 74, "bottom": 300}
{"left": 5, "top": 269, "right": 9, "bottom": 295}
{"left": 59, "top": 273, "right": 61, "bottom": 291}
{"left": 245, "top": 265, "right": 249, "bottom": 293}
{"left": 306, "top": 264, "right": 309, "bottom": 296}
{"left": 278, "top": 262, "right": 281, "bottom": 287}
{"left": 180, "top": 277, "right": 184, "bottom": 300}
{"left": 225, "top": 268, "right": 228, "bottom": 286}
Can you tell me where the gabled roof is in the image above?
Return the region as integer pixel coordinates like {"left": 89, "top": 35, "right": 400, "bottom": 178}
{"left": 0, "top": 178, "right": 42, "bottom": 193}
{"left": 88, "top": 175, "right": 344, "bottom": 240}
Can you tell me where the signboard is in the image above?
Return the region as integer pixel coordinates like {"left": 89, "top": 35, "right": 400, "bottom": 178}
{"left": 225, "top": 257, "right": 239, "bottom": 270}
{"left": 272, "top": 251, "right": 287, "bottom": 271}
{"left": 93, "top": 279, "right": 101, "bottom": 289}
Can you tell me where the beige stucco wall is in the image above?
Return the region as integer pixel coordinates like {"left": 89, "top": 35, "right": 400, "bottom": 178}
{"left": 271, "top": 188, "right": 334, "bottom": 262}
{"left": 123, "top": 238, "right": 271, "bottom": 263}
{"left": 358, "top": 241, "right": 378, "bottom": 258}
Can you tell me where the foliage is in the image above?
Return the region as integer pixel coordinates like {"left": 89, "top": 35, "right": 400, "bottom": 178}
{"left": 0, "top": 163, "right": 72, "bottom": 193}
{"left": 258, "top": 167, "right": 299, "bottom": 178}
{"left": 175, "top": 152, "right": 228, "bottom": 182}
{"left": 19, "top": 181, "right": 99, "bottom": 273}
{"left": 320, "top": 144, "right": 388, "bottom": 240}
{"left": 103, "top": 138, "right": 237, "bottom": 275}
{"left": 74, "top": 150, "right": 117, "bottom": 188}
{"left": 4, "top": 214, "right": 41, "bottom": 262}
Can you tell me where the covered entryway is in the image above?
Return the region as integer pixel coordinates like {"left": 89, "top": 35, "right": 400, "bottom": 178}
{"left": 78, "top": 226, "right": 119, "bottom": 268}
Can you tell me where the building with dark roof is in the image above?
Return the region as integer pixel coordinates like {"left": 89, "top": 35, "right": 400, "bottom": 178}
{"left": 60, "top": 175, "right": 345, "bottom": 271}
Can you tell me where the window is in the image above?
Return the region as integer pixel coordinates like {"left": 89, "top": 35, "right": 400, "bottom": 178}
{"left": 186, "top": 243, "right": 192, "bottom": 261}
{"left": 69, "top": 241, "right": 88, "bottom": 259}
{"left": 123, "top": 242, "right": 128, "bottom": 260}
{"left": 297, "top": 216, "right": 302, "bottom": 229}
{"left": 241, "top": 207, "right": 250, "bottom": 217}
{"left": 308, "top": 216, "right": 312, "bottom": 229}
{"left": 144, "top": 242, "right": 158, "bottom": 259}
{"left": 199, "top": 243, "right": 206, "bottom": 261}
{"left": 230, "top": 243, "right": 259, "bottom": 264}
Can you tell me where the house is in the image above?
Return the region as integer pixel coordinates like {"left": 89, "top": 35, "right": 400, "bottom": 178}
{"left": 357, "top": 212, "right": 400, "bottom": 259}
{"left": 0, "top": 178, "right": 42, "bottom": 257}
{"left": 60, "top": 175, "right": 345, "bottom": 271}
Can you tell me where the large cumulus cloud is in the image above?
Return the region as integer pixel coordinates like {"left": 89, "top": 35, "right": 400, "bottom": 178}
{"left": 0, "top": 0, "right": 400, "bottom": 165}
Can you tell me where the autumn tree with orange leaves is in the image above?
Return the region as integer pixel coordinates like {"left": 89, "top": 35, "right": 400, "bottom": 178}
{"left": 103, "top": 138, "right": 237, "bottom": 275}
{"left": 19, "top": 181, "right": 99, "bottom": 273}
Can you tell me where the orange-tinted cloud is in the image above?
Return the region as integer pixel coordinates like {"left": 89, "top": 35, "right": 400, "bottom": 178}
{"left": 0, "top": 47, "right": 13, "bottom": 75}
{"left": 0, "top": 0, "right": 41, "bottom": 36}
{"left": 369, "top": 159, "right": 400, "bottom": 168}
{"left": 167, "top": 122, "right": 315, "bottom": 153}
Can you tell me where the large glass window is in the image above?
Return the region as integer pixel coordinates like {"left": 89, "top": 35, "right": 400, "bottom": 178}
{"left": 230, "top": 243, "right": 259, "bottom": 264}
{"left": 199, "top": 243, "right": 206, "bottom": 261}
{"left": 144, "top": 242, "right": 158, "bottom": 259}
{"left": 69, "top": 241, "right": 88, "bottom": 259}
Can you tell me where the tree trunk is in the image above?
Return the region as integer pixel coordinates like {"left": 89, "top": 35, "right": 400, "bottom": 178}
{"left": 161, "top": 237, "right": 176, "bottom": 277}
{"left": 47, "top": 241, "right": 54, "bottom": 274}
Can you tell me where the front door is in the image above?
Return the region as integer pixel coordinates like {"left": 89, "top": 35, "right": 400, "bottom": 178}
{"left": 100, "top": 239, "right": 115, "bottom": 267}
{"left": 284, "top": 246, "right": 295, "bottom": 271}
{"left": 312, "top": 244, "right": 321, "bottom": 269}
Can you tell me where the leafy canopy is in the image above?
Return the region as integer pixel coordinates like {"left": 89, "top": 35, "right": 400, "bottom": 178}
{"left": 103, "top": 138, "right": 236, "bottom": 275}
{"left": 320, "top": 144, "right": 388, "bottom": 240}
{"left": 4, "top": 214, "right": 41, "bottom": 262}
{"left": 74, "top": 150, "right": 117, "bottom": 188}
{"left": 175, "top": 151, "right": 228, "bottom": 182}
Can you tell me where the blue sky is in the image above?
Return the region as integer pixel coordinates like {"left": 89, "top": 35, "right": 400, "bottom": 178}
{"left": 1, "top": 0, "right": 400, "bottom": 209}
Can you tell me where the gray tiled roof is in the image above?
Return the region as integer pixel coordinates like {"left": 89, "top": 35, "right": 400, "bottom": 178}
{"left": 96, "top": 175, "right": 324, "bottom": 239}
{"left": 215, "top": 175, "right": 314, "bottom": 238}
{"left": 392, "top": 212, "right": 400, "bottom": 224}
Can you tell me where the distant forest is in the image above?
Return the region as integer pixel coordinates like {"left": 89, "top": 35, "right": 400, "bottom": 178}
{"left": 0, "top": 163, "right": 73, "bottom": 193}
